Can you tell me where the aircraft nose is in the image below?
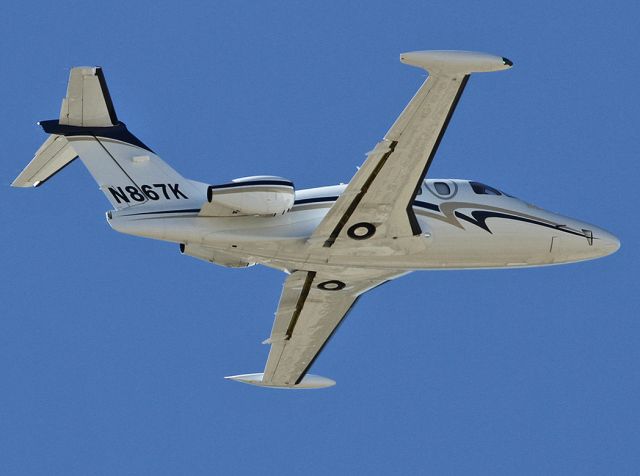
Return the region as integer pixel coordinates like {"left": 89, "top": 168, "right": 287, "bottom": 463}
{"left": 546, "top": 210, "right": 620, "bottom": 263}
{"left": 595, "top": 228, "right": 621, "bottom": 256}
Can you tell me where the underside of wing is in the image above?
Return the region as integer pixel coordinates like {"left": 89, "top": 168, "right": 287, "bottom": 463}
{"left": 226, "top": 268, "right": 405, "bottom": 389}
{"left": 309, "top": 51, "right": 512, "bottom": 251}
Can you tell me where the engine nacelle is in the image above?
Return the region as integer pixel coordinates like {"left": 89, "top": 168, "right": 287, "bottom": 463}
{"left": 202, "top": 175, "right": 295, "bottom": 217}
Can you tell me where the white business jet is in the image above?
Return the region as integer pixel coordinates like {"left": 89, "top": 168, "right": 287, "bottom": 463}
{"left": 13, "top": 51, "right": 620, "bottom": 389}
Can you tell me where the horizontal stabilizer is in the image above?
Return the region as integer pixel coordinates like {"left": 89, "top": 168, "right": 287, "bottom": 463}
{"left": 225, "top": 373, "right": 336, "bottom": 389}
{"left": 12, "top": 134, "right": 77, "bottom": 187}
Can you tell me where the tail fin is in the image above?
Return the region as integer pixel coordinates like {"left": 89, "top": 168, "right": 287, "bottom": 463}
{"left": 13, "top": 67, "right": 201, "bottom": 210}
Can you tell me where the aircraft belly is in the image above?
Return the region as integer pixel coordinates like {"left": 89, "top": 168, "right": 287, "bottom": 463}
{"left": 420, "top": 217, "right": 566, "bottom": 268}
{"left": 108, "top": 203, "right": 595, "bottom": 271}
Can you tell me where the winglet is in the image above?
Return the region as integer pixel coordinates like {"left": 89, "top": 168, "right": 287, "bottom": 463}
{"left": 400, "top": 50, "right": 513, "bottom": 74}
{"left": 225, "top": 373, "right": 336, "bottom": 389}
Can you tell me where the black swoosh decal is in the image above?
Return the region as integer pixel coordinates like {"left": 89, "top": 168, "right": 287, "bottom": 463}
{"left": 455, "top": 210, "right": 587, "bottom": 238}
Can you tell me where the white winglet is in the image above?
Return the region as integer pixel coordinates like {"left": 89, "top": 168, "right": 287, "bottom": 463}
{"left": 400, "top": 50, "right": 513, "bottom": 74}
{"left": 225, "top": 373, "right": 336, "bottom": 389}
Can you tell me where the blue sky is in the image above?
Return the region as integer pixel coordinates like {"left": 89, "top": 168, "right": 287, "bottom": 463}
{"left": 2, "top": 1, "right": 638, "bottom": 474}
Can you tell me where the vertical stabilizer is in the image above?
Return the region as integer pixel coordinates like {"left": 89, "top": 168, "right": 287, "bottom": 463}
{"left": 13, "top": 67, "right": 205, "bottom": 210}
{"left": 59, "top": 66, "right": 118, "bottom": 127}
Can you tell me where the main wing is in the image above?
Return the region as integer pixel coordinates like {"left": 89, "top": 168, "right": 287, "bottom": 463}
{"left": 226, "top": 268, "right": 405, "bottom": 389}
{"left": 227, "top": 51, "right": 512, "bottom": 389}
{"left": 309, "top": 50, "right": 512, "bottom": 250}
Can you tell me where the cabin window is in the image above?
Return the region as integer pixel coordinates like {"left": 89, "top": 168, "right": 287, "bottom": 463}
{"left": 470, "top": 181, "right": 502, "bottom": 196}
{"left": 434, "top": 182, "right": 451, "bottom": 195}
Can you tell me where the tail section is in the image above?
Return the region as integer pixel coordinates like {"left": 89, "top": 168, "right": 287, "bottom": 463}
{"left": 59, "top": 66, "right": 118, "bottom": 127}
{"left": 13, "top": 67, "right": 202, "bottom": 210}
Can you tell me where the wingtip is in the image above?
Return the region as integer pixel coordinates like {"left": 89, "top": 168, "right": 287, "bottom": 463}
{"left": 400, "top": 50, "right": 513, "bottom": 74}
{"left": 225, "top": 373, "right": 336, "bottom": 389}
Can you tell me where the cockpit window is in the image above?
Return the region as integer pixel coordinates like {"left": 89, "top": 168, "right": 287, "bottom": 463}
{"left": 470, "top": 181, "right": 502, "bottom": 196}
{"left": 434, "top": 182, "right": 451, "bottom": 195}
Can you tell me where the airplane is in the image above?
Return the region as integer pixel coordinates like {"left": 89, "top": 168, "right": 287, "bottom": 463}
{"left": 13, "top": 50, "right": 620, "bottom": 389}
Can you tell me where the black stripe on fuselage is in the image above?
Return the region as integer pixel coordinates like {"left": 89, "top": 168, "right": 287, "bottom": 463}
{"left": 455, "top": 210, "right": 588, "bottom": 238}
{"left": 413, "top": 200, "right": 440, "bottom": 212}
{"left": 293, "top": 196, "right": 339, "bottom": 205}
{"left": 209, "top": 180, "right": 294, "bottom": 190}
{"left": 116, "top": 199, "right": 439, "bottom": 217}
{"left": 119, "top": 208, "right": 201, "bottom": 217}
{"left": 115, "top": 199, "right": 586, "bottom": 241}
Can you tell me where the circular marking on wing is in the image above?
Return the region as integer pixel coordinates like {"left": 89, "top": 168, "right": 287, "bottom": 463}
{"left": 317, "top": 280, "right": 346, "bottom": 291}
{"left": 347, "top": 222, "right": 376, "bottom": 240}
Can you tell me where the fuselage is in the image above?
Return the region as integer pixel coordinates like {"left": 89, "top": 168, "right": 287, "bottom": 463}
{"left": 107, "top": 178, "right": 620, "bottom": 272}
{"left": 14, "top": 55, "right": 622, "bottom": 391}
